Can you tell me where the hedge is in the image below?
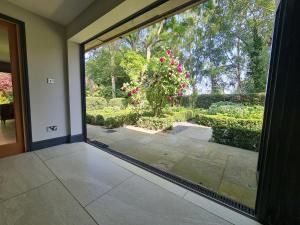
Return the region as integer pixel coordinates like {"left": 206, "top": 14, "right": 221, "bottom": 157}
{"left": 86, "top": 97, "right": 107, "bottom": 110}
{"left": 108, "top": 98, "right": 128, "bottom": 109}
{"left": 180, "top": 93, "right": 265, "bottom": 108}
{"left": 137, "top": 116, "right": 174, "bottom": 130}
{"left": 194, "top": 113, "right": 262, "bottom": 151}
{"left": 86, "top": 109, "right": 139, "bottom": 128}
{"left": 212, "top": 126, "right": 261, "bottom": 151}
{"left": 194, "top": 113, "right": 262, "bottom": 130}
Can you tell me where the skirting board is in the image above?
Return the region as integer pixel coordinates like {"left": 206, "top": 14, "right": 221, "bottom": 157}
{"left": 31, "top": 134, "right": 84, "bottom": 151}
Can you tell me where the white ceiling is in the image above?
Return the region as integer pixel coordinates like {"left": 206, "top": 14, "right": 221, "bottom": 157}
{"left": 0, "top": 29, "right": 10, "bottom": 63}
{"left": 5, "top": 0, "right": 96, "bottom": 25}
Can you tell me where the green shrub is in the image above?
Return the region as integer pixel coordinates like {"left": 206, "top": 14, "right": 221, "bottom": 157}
{"left": 207, "top": 102, "right": 264, "bottom": 119}
{"left": 212, "top": 126, "right": 261, "bottom": 151}
{"left": 163, "top": 108, "right": 194, "bottom": 122}
{"left": 194, "top": 113, "right": 262, "bottom": 151}
{"left": 86, "top": 97, "right": 107, "bottom": 110}
{"left": 86, "top": 109, "right": 140, "bottom": 128}
{"left": 137, "top": 116, "right": 174, "bottom": 130}
{"left": 195, "top": 113, "right": 262, "bottom": 129}
{"left": 108, "top": 98, "right": 128, "bottom": 109}
{"left": 181, "top": 93, "right": 265, "bottom": 108}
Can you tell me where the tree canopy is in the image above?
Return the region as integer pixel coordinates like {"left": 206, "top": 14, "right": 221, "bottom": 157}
{"left": 85, "top": 0, "right": 275, "bottom": 99}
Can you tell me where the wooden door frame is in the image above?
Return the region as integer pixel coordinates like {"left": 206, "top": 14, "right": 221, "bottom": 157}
{"left": 0, "top": 13, "right": 32, "bottom": 154}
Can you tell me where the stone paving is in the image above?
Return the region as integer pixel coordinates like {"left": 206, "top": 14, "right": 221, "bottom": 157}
{"left": 87, "top": 122, "right": 258, "bottom": 208}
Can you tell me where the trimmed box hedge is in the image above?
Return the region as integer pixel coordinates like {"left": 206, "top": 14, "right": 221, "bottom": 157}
{"left": 137, "top": 116, "right": 174, "bottom": 130}
{"left": 181, "top": 93, "right": 265, "bottom": 108}
{"left": 108, "top": 98, "right": 128, "bottom": 109}
{"left": 194, "top": 113, "right": 262, "bottom": 151}
{"left": 86, "top": 109, "right": 139, "bottom": 129}
{"left": 86, "top": 97, "right": 107, "bottom": 110}
{"left": 212, "top": 126, "right": 261, "bottom": 151}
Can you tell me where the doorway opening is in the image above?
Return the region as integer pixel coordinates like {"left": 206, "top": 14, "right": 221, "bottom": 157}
{"left": 0, "top": 15, "right": 31, "bottom": 157}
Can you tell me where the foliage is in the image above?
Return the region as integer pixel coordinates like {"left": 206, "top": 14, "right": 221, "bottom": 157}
{"left": 0, "top": 73, "right": 13, "bottom": 104}
{"left": 212, "top": 126, "right": 261, "bottom": 151}
{"left": 108, "top": 98, "right": 128, "bottom": 109}
{"left": 195, "top": 101, "right": 263, "bottom": 151}
{"left": 86, "top": 97, "right": 107, "bottom": 110}
{"left": 181, "top": 93, "right": 265, "bottom": 108}
{"left": 85, "top": 43, "right": 129, "bottom": 99}
{"left": 86, "top": 109, "right": 140, "bottom": 128}
{"left": 144, "top": 49, "right": 191, "bottom": 116}
{"left": 120, "top": 51, "right": 146, "bottom": 82}
{"left": 194, "top": 113, "right": 262, "bottom": 129}
{"left": 137, "top": 116, "right": 174, "bottom": 131}
{"left": 207, "top": 101, "right": 264, "bottom": 119}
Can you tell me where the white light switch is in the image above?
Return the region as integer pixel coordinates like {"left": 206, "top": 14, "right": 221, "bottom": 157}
{"left": 47, "top": 78, "right": 55, "bottom": 84}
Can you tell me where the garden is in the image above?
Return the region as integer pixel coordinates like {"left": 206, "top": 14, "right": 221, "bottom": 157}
{"left": 85, "top": 0, "right": 275, "bottom": 208}
{"left": 86, "top": 49, "right": 265, "bottom": 152}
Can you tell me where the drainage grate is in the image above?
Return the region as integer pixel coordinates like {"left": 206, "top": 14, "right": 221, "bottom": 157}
{"left": 105, "top": 129, "right": 117, "bottom": 133}
{"left": 87, "top": 139, "right": 256, "bottom": 218}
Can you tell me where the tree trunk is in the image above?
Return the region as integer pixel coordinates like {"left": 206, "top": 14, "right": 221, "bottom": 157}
{"left": 111, "top": 75, "right": 116, "bottom": 98}
{"left": 110, "top": 44, "right": 117, "bottom": 98}
{"left": 236, "top": 40, "right": 242, "bottom": 93}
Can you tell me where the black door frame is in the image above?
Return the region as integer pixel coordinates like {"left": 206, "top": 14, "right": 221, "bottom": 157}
{"left": 80, "top": 0, "right": 299, "bottom": 223}
{"left": 0, "top": 13, "right": 32, "bottom": 152}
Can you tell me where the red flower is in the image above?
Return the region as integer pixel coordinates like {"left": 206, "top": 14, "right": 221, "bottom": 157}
{"left": 167, "top": 49, "right": 172, "bottom": 55}
{"left": 181, "top": 83, "right": 187, "bottom": 88}
{"left": 177, "top": 64, "right": 182, "bottom": 73}
{"left": 135, "top": 87, "right": 139, "bottom": 92}
{"left": 171, "top": 59, "right": 175, "bottom": 65}
{"left": 159, "top": 57, "right": 165, "bottom": 63}
{"left": 128, "top": 92, "right": 132, "bottom": 97}
{"left": 132, "top": 89, "right": 137, "bottom": 94}
{"left": 185, "top": 73, "right": 190, "bottom": 78}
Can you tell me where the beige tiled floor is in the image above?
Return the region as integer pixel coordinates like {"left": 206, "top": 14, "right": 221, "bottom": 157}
{"left": 0, "top": 142, "right": 261, "bottom": 225}
{"left": 87, "top": 124, "right": 258, "bottom": 208}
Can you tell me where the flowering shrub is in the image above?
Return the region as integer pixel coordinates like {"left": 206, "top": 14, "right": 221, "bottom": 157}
{"left": 146, "top": 49, "right": 190, "bottom": 116}
{"left": 0, "top": 73, "right": 13, "bottom": 104}
{"left": 122, "top": 49, "right": 191, "bottom": 116}
{"left": 121, "top": 81, "right": 142, "bottom": 106}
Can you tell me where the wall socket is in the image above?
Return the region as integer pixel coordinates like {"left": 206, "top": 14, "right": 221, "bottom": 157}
{"left": 47, "top": 78, "right": 55, "bottom": 84}
{"left": 47, "top": 126, "right": 58, "bottom": 132}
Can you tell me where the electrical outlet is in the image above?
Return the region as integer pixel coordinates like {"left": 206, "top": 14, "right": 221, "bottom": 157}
{"left": 47, "top": 126, "right": 58, "bottom": 132}
{"left": 47, "top": 78, "right": 55, "bottom": 84}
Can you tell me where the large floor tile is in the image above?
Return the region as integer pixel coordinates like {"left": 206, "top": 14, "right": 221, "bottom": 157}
{"left": 0, "top": 180, "right": 97, "bottom": 225}
{"left": 46, "top": 148, "right": 133, "bottom": 206}
{"left": 35, "top": 142, "right": 109, "bottom": 161}
{"left": 86, "top": 176, "right": 232, "bottom": 225}
{"left": 0, "top": 153, "right": 55, "bottom": 201}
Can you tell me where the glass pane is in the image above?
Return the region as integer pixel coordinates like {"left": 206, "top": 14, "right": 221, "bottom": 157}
{"left": 85, "top": 0, "right": 276, "bottom": 211}
{"left": 0, "top": 27, "right": 16, "bottom": 145}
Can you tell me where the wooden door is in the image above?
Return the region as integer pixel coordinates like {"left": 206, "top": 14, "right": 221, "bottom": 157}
{"left": 0, "top": 19, "right": 25, "bottom": 157}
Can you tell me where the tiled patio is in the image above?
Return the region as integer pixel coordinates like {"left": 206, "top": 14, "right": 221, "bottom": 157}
{"left": 0, "top": 142, "right": 260, "bottom": 225}
{"left": 87, "top": 123, "right": 258, "bottom": 208}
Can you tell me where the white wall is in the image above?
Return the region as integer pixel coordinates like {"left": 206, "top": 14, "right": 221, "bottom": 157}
{"left": 0, "top": 1, "right": 69, "bottom": 142}
{"left": 67, "top": 41, "right": 82, "bottom": 136}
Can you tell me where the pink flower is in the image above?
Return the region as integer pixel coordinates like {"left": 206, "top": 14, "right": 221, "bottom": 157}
{"left": 178, "top": 91, "right": 183, "bottom": 96}
{"left": 185, "top": 73, "right": 190, "bottom": 78}
{"left": 181, "top": 83, "right": 187, "bottom": 88}
{"left": 135, "top": 87, "right": 139, "bottom": 92}
{"left": 132, "top": 89, "right": 137, "bottom": 94}
{"left": 167, "top": 49, "right": 172, "bottom": 55}
{"left": 159, "top": 57, "right": 165, "bottom": 63}
{"left": 171, "top": 59, "right": 175, "bottom": 65}
{"left": 177, "top": 64, "right": 182, "bottom": 73}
